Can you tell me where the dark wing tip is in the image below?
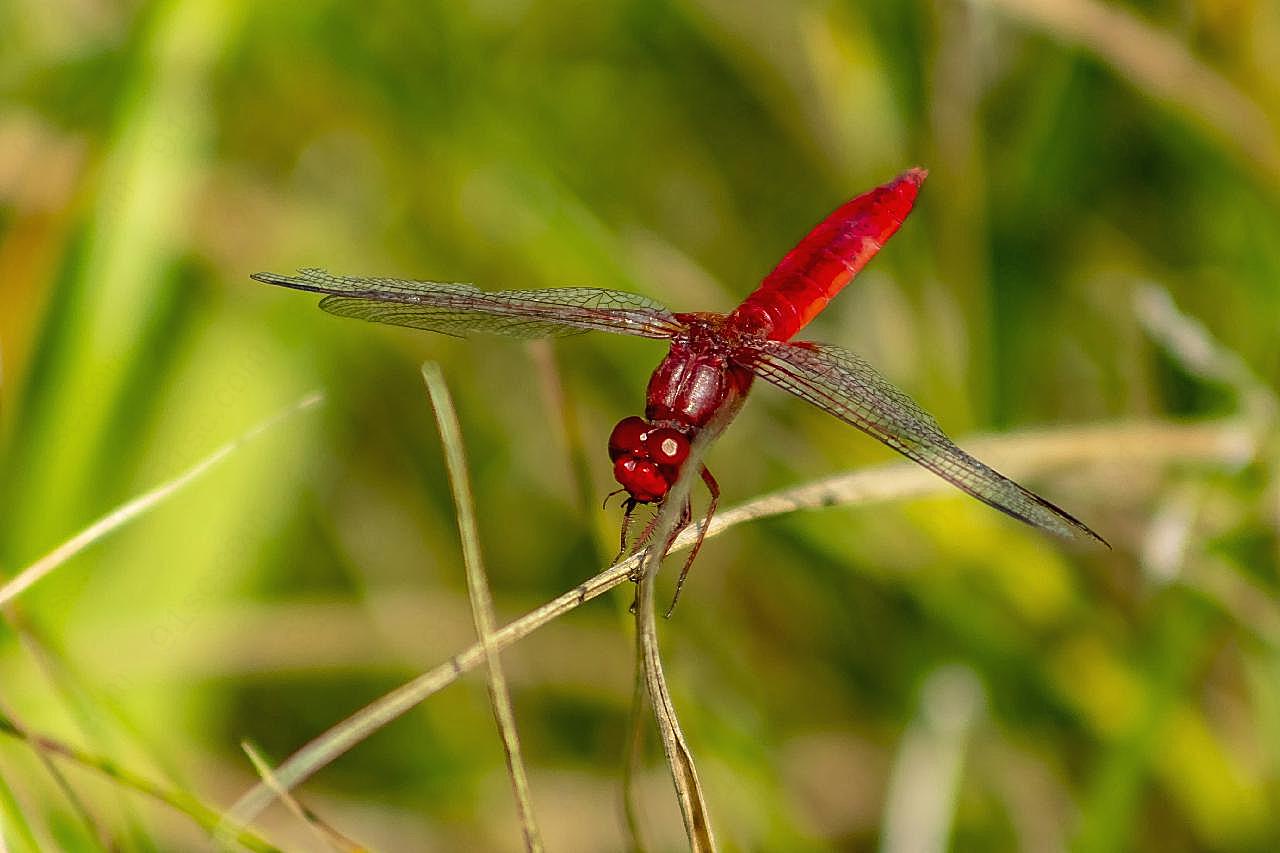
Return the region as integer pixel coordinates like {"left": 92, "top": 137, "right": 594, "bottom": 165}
{"left": 250, "top": 270, "right": 295, "bottom": 285}
{"left": 1025, "top": 488, "right": 1109, "bottom": 548}
{"left": 250, "top": 269, "right": 334, "bottom": 296}
{"left": 1079, "top": 523, "right": 1111, "bottom": 550}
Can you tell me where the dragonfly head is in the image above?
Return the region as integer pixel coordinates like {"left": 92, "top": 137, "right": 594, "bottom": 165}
{"left": 607, "top": 416, "right": 691, "bottom": 503}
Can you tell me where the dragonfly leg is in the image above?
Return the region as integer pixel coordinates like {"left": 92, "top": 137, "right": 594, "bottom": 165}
{"left": 664, "top": 466, "right": 720, "bottom": 618}
{"left": 613, "top": 497, "right": 639, "bottom": 566}
{"left": 626, "top": 507, "right": 666, "bottom": 582}
{"left": 626, "top": 496, "right": 690, "bottom": 611}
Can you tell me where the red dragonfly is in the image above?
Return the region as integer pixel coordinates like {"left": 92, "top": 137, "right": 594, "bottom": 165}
{"left": 255, "top": 168, "right": 1104, "bottom": 604}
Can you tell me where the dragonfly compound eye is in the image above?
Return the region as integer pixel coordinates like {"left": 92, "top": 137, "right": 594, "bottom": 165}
{"left": 608, "top": 416, "right": 650, "bottom": 461}
{"left": 613, "top": 456, "right": 668, "bottom": 503}
{"left": 645, "top": 427, "right": 689, "bottom": 466}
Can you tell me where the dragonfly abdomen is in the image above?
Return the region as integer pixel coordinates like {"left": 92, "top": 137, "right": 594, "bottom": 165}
{"left": 728, "top": 168, "right": 926, "bottom": 341}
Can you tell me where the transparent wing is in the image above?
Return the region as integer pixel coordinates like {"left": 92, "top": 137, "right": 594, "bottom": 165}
{"left": 252, "top": 269, "right": 683, "bottom": 339}
{"left": 746, "top": 340, "right": 1106, "bottom": 544}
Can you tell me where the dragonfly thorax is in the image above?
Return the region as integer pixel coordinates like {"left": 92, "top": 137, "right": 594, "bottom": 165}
{"left": 644, "top": 322, "right": 755, "bottom": 429}
{"left": 608, "top": 416, "right": 692, "bottom": 503}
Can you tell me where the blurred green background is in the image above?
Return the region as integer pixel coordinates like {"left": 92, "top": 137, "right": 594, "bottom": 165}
{"left": 2, "top": 0, "right": 1279, "bottom": 850}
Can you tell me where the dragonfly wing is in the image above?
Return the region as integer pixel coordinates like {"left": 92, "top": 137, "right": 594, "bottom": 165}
{"left": 746, "top": 340, "right": 1106, "bottom": 544}
{"left": 252, "top": 269, "right": 683, "bottom": 339}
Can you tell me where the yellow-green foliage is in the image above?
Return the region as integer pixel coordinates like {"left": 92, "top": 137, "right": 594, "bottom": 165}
{"left": 2, "top": 1, "right": 1278, "bottom": 850}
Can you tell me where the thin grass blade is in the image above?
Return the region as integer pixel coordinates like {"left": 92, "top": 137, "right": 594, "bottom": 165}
{"left": 421, "top": 362, "right": 543, "bottom": 853}
{"left": 0, "top": 392, "right": 324, "bottom": 608}
{"left": 0, "top": 766, "right": 42, "bottom": 853}
{"left": 629, "top": 405, "right": 735, "bottom": 852}
{"left": 241, "top": 742, "right": 364, "bottom": 853}
{"left": 0, "top": 714, "right": 279, "bottom": 853}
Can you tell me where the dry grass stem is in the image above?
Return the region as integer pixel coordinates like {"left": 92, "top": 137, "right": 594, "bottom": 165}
{"left": 219, "top": 549, "right": 639, "bottom": 835}
{"left": 976, "top": 0, "right": 1280, "bottom": 185}
{"left": 1135, "top": 284, "right": 1277, "bottom": 429}
{"left": 0, "top": 392, "right": 325, "bottom": 609}
{"left": 630, "top": 410, "right": 735, "bottom": 851}
{"left": 421, "top": 363, "right": 543, "bottom": 853}
{"left": 634, "top": 554, "right": 716, "bottom": 851}
{"left": 621, "top": 668, "right": 651, "bottom": 853}
{"left": 221, "top": 417, "right": 1242, "bottom": 832}
{"left": 241, "top": 742, "right": 363, "bottom": 853}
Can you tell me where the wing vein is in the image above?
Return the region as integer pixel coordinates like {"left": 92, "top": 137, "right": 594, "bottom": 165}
{"left": 745, "top": 341, "right": 1105, "bottom": 544}
{"left": 253, "top": 269, "right": 683, "bottom": 340}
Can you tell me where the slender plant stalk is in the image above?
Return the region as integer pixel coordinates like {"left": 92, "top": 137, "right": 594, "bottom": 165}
{"left": 630, "top": 406, "right": 739, "bottom": 852}
{"left": 219, "top": 547, "right": 641, "bottom": 835}
{"left": 528, "top": 341, "right": 601, "bottom": 531}
{"left": 0, "top": 715, "right": 279, "bottom": 853}
{"left": 215, "top": 417, "right": 1241, "bottom": 833}
{"left": 421, "top": 363, "right": 544, "bottom": 852}
{"left": 0, "top": 392, "right": 325, "bottom": 608}
{"left": 0, "top": 696, "right": 109, "bottom": 849}
{"left": 241, "top": 742, "right": 362, "bottom": 853}
{"left": 620, "top": 667, "right": 650, "bottom": 853}
{"left": 4, "top": 611, "right": 179, "bottom": 842}
{"left": 634, "top": 557, "right": 715, "bottom": 851}
{"left": 1135, "top": 284, "right": 1278, "bottom": 427}
{"left": 0, "top": 766, "right": 42, "bottom": 853}
{"left": 634, "top": 566, "right": 715, "bottom": 851}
